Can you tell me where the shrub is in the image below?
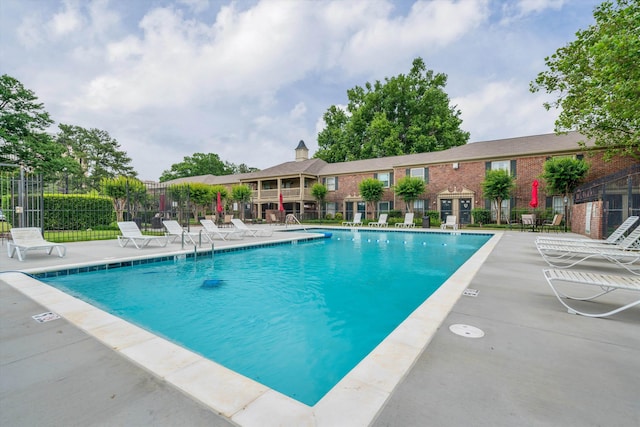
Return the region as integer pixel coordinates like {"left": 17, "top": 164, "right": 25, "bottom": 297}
{"left": 325, "top": 213, "right": 334, "bottom": 220}
{"left": 335, "top": 212, "right": 343, "bottom": 221}
{"left": 471, "top": 208, "right": 491, "bottom": 224}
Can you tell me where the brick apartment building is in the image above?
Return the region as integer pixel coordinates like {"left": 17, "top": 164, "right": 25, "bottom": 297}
{"left": 163, "top": 132, "right": 637, "bottom": 230}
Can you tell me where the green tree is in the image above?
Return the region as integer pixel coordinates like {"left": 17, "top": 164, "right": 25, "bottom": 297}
{"left": 541, "top": 157, "right": 589, "bottom": 197}
{"left": 231, "top": 184, "right": 252, "bottom": 220}
{"left": 393, "top": 176, "right": 426, "bottom": 212}
{"left": 481, "top": 170, "right": 515, "bottom": 225}
{"left": 315, "top": 57, "right": 469, "bottom": 163}
{"left": 358, "top": 178, "right": 384, "bottom": 219}
{"left": 57, "top": 124, "right": 136, "bottom": 191}
{"left": 530, "top": 0, "right": 640, "bottom": 161}
{"left": 0, "top": 74, "right": 74, "bottom": 175}
{"left": 160, "top": 153, "right": 261, "bottom": 182}
{"left": 101, "top": 176, "right": 147, "bottom": 222}
{"left": 311, "top": 183, "right": 328, "bottom": 219}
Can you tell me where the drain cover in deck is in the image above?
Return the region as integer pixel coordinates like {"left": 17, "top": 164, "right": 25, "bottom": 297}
{"left": 449, "top": 324, "right": 484, "bottom": 338}
{"left": 32, "top": 312, "right": 61, "bottom": 323}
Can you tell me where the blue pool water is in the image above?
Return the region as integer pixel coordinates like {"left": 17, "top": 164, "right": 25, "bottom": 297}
{"left": 42, "top": 229, "right": 490, "bottom": 405}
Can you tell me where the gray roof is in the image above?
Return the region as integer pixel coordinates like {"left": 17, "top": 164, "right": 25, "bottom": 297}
{"left": 158, "top": 132, "right": 592, "bottom": 185}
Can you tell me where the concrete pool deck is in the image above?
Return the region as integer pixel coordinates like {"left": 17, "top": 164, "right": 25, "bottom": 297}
{"left": 1, "top": 226, "right": 639, "bottom": 426}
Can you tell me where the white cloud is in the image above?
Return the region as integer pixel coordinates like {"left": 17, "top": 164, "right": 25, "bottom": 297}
{"left": 453, "top": 80, "right": 559, "bottom": 142}
{"left": 1, "top": 0, "right": 601, "bottom": 180}
{"left": 500, "top": 0, "right": 566, "bottom": 24}
{"left": 49, "top": 0, "right": 84, "bottom": 36}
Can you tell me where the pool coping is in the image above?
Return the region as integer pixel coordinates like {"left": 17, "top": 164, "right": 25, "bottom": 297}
{"left": 2, "top": 228, "right": 502, "bottom": 426}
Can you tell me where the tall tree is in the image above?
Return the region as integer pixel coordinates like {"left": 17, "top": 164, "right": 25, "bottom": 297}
{"left": 393, "top": 176, "right": 426, "bottom": 212}
{"left": 160, "top": 153, "right": 260, "bottom": 182}
{"left": 311, "top": 183, "right": 328, "bottom": 219}
{"left": 101, "top": 176, "right": 147, "bottom": 222}
{"left": 0, "top": 74, "right": 73, "bottom": 175}
{"left": 541, "top": 157, "right": 589, "bottom": 198}
{"left": 531, "top": 0, "right": 640, "bottom": 161}
{"left": 315, "top": 57, "right": 469, "bottom": 163}
{"left": 160, "top": 153, "right": 233, "bottom": 182}
{"left": 57, "top": 124, "right": 136, "bottom": 190}
{"left": 231, "top": 184, "right": 252, "bottom": 220}
{"left": 481, "top": 170, "right": 515, "bottom": 225}
{"left": 358, "top": 178, "right": 384, "bottom": 219}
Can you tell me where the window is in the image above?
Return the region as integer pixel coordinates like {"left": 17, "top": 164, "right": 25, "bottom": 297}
{"left": 377, "top": 172, "right": 391, "bottom": 188}
{"left": 413, "top": 200, "right": 424, "bottom": 213}
{"left": 491, "top": 160, "right": 510, "bottom": 172}
{"left": 409, "top": 168, "right": 425, "bottom": 181}
{"left": 490, "top": 199, "right": 509, "bottom": 221}
{"left": 325, "top": 177, "right": 337, "bottom": 191}
{"left": 325, "top": 202, "right": 337, "bottom": 216}
{"left": 378, "top": 201, "right": 391, "bottom": 212}
{"left": 552, "top": 196, "right": 565, "bottom": 215}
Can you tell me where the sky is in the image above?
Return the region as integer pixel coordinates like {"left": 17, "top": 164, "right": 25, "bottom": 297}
{"left": 1, "top": 0, "right": 602, "bottom": 181}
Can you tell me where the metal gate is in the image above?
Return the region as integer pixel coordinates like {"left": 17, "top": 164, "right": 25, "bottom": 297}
{"left": 1, "top": 166, "right": 44, "bottom": 230}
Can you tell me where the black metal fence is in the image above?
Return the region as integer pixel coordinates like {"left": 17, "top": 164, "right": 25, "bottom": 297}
{"left": 574, "top": 164, "right": 640, "bottom": 234}
{"left": 0, "top": 171, "right": 255, "bottom": 242}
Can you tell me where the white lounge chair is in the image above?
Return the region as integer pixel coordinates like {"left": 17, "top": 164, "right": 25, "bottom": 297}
{"left": 537, "top": 225, "right": 640, "bottom": 250}
{"left": 441, "top": 215, "right": 458, "bottom": 230}
{"left": 368, "top": 213, "right": 388, "bottom": 227}
{"left": 543, "top": 269, "right": 640, "bottom": 317}
{"left": 7, "top": 227, "right": 66, "bottom": 261}
{"left": 200, "top": 219, "right": 244, "bottom": 240}
{"left": 536, "top": 237, "right": 640, "bottom": 275}
{"left": 163, "top": 220, "right": 210, "bottom": 246}
{"left": 342, "top": 213, "right": 362, "bottom": 227}
{"left": 395, "top": 212, "right": 415, "bottom": 228}
{"left": 117, "top": 221, "right": 169, "bottom": 249}
{"left": 231, "top": 218, "right": 273, "bottom": 237}
{"left": 536, "top": 216, "right": 639, "bottom": 246}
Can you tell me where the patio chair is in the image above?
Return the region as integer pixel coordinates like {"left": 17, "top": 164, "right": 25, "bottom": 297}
{"left": 541, "top": 214, "right": 563, "bottom": 233}
{"left": 117, "top": 221, "right": 169, "bottom": 249}
{"left": 536, "top": 237, "right": 640, "bottom": 275}
{"left": 543, "top": 268, "right": 640, "bottom": 317}
{"left": 342, "top": 212, "right": 363, "bottom": 227}
{"left": 537, "top": 224, "right": 640, "bottom": 250}
{"left": 231, "top": 218, "right": 273, "bottom": 237}
{"left": 163, "top": 220, "right": 211, "bottom": 246}
{"left": 537, "top": 216, "right": 639, "bottom": 245}
{"left": 521, "top": 214, "right": 537, "bottom": 232}
{"left": 395, "top": 212, "right": 415, "bottom": 228}
{"left": 368, "top": 213, "right": 388, "bottom": 227}
{"left": 8, "top": 227, "right": 67, "bottom": 261}
{"left": 200, "top": 219, "right": 244, "bottom": 240}
{"left": 441, "top": 215, "right": 458, "bottom": 230}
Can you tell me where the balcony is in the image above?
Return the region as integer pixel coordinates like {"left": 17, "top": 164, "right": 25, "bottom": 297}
{"left": 251, "top": 188, "right": 313, "bottom": 200}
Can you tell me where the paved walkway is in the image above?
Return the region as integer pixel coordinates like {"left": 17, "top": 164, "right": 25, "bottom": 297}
{"left": 1, "top": 228, "right": 639, "bottom": 426}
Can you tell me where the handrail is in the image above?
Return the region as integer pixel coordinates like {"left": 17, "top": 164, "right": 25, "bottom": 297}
{"left": 285, "top": 214, "right": 307, "bottom": 231}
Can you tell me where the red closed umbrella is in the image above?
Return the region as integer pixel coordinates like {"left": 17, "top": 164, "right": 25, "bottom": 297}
{"left": 279, "top": 193, "right": 284, "bottom": 212}
{"left": 216, "top": 192, "right": 223, "bottom": 214}
{"left": 529, "top": 180, "right": 539, "bottom": 208}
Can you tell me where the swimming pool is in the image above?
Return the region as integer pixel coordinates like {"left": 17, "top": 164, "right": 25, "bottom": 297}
{"left": 40, "top": 228, "right": 491, "bottom": 405}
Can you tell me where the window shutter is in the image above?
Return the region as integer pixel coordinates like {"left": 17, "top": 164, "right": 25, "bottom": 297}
{"left": 389, "top": 201, "right": 394, "bottom": 210}
{"left": 510, "top": 160, "right": 517, "bottom": 178}
{"left": 405, "top": 168, "right": 410, "bottom": 177}
{"left": 485, "top": 162, "right": 491, "bottom": 174}
{"left": 485, "top": 199, "right": 491, "bottom": 210}
{"left": 546, "top": 197, "right": 552, "bottom": 208}
{"left": 373, "top": 173, "right": 378, "bottom": 180}
{"left": 322, "top": 178, "right": 325, "bottom": 185}
{"left": 424, "top": 167, "right": 429, "bottom": 183}
{"left": 334, "top": 177, "right": 338, "bottom": 190}
{"left": 389, "top": 171, "right": 394, "bottom": 185}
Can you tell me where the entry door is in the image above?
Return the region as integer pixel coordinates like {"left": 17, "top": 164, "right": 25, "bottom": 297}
{"left": 440, "top": 199, "right": 452, "bottom": 221}
{"left": 459, "top": 198, "right": 472, "bottom": 225}
{"left": 345, "top": 201, "right": 354, "bottom": 221}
